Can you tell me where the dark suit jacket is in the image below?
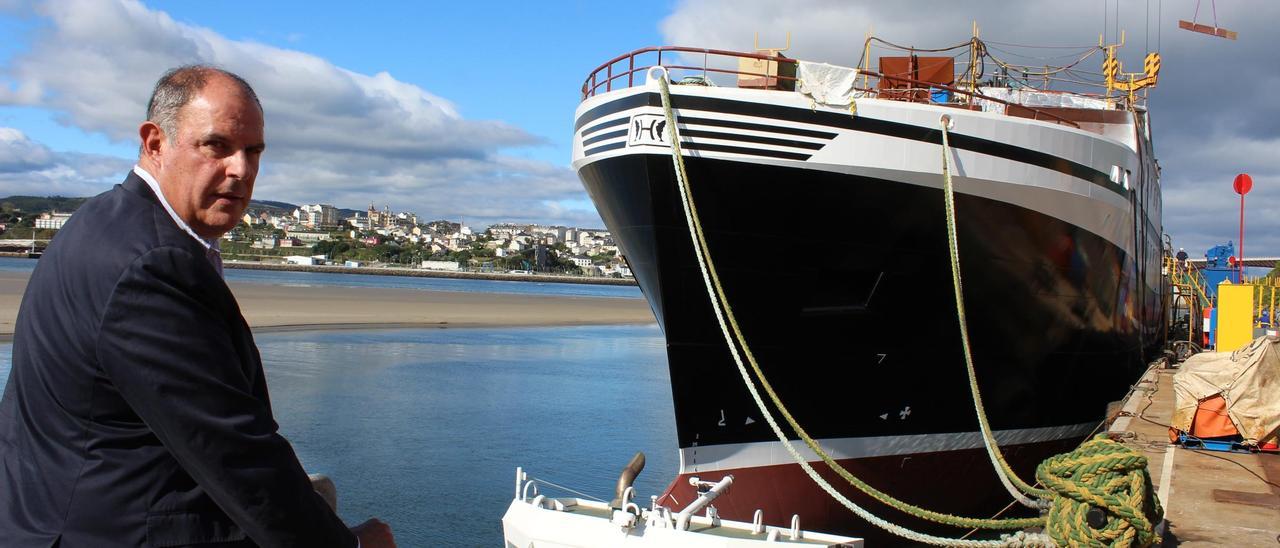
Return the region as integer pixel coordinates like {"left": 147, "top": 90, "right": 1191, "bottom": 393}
{"left": 0, "top": 174, "right": 357, "bottom": 547}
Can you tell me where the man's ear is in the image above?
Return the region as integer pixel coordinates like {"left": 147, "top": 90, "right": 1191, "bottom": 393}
{"left": 139, "top": 121, "right": 166, "bottom": 164}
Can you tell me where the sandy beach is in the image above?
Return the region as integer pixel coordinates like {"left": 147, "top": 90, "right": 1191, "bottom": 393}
{"left": 0, "top": 270, "right": 655, "bottom": 340}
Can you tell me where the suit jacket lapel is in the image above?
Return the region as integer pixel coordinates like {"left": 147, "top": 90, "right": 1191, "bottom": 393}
{"left": 122, "top": 171, "right": 159, "bottom": 205}
{"left": 121, "top": 172, "right": 263, "bottom": 387}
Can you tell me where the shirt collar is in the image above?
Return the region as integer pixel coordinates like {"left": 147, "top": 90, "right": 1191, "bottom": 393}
{"left": 133, "top": 165, "right": 219, "bottom": 251}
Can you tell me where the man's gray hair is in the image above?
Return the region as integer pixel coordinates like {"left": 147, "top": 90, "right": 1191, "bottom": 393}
{"left": 145, "top": 65, "right": 262, "bottom": 140}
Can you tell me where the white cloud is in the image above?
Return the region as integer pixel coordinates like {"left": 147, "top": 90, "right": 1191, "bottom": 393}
{"left": 262, "top": 154, "right": 589, "bottom": 227}
{"left": 0, "top": 0, "right": 595, "bottom": 227}
{"left": 0, "top": 127, "right": 54, "bottom": 172}
{"left": 660, "top": 0, "right": 1280, "bottom": 256}
{"left": 0, "top": 127, "right": 130, "bottom": 196}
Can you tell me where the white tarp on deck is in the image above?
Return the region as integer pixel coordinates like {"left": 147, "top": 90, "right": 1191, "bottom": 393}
{"left": 974, "top": 87, "right": 1113, "bottom": 114}
{"left": 796, "top": 61, "right": 860, "bottom": 107}
{"left": 1171, "top": 336, "right": 1280, "bottom": 444}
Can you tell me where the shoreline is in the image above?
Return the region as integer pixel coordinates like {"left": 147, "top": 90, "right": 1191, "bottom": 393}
{"left": 251, "top": 319, "right": 655, "bottom": 334}
{"left": 0, "top": 270, "right": 656, "bottom": 341}
{"left": 0, "top": 254, "right": 638, "bottom": 286}
{"left": 224, "top": 260, "right": 638, "bottom": 286}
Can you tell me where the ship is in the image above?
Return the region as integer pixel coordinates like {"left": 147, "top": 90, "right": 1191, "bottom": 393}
{"left": 562, "top": 35, "right": 1166, "bottom": 543}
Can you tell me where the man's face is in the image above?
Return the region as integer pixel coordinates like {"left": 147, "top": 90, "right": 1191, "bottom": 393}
{"left": 155, "top": 77, "right": 265, "bottom": 239}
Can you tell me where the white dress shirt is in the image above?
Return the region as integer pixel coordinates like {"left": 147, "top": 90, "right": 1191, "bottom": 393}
{"left": 132, "top": 165, "right": 224, "bottom": 277}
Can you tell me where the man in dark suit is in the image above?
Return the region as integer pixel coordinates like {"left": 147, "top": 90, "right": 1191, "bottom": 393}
{"left": 0, "top": 66, "right": 394, "bottom": 547}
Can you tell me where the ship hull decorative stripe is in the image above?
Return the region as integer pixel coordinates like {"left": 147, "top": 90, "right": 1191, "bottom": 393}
{"left": 678, "top": 422, "right": 1097, "bottom": 473}
{"left": 678, "top": 115, "right": 839, "bottom": 139}
{"left": 582, "top": 141, "right": 627, "bottom": 157}
{"left": 573, "top": 91, "right": 654, "bottom": 131}
{"left": 680, "top": 128, "right": 827, "bottom": 150}
{"left": 579, "top": 106, "right": 832, "bottom": 161}
{"left": 583, "top": 132, "right": 820, "bottom": 161}
{"left": 580, "top": 141, "right": 1136, "bottom": 254}
{"left": 679, "top": 141, "right": 813, "bottom": 161}
{"left": 581, "top": 128, "right": 627, "bottom": 147}
{"left": 579, "top": 115, "right": 630, "bottom": 137}
{"left": 575, "top": 91, "right": 1121, "bottom": 196}
{"left": 587, "top": 140, "right": 814, "bottom": 161}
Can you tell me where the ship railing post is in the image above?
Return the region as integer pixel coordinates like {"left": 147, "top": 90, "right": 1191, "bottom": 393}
{"left": 514, "top": 467, "right": 523, "bottom": 500}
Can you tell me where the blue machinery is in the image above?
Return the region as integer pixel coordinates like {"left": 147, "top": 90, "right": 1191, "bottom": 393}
{"left": 1176, "top": 241, "right": 1279, "bottom": 350}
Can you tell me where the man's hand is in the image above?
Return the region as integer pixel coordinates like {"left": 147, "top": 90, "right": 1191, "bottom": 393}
{"left": 351, "top": 518, "right": 396, "bottom": 548}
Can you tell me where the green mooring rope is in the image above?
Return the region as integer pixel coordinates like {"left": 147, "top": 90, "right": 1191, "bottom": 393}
{"left": 939, "top": 115, "right": 1052, "bottom": 509}
{"left": 1037, "top": 435, "right": 1164, "bottom": 547}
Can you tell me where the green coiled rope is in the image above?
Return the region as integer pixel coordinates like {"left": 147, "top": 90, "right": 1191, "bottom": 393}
{"left": 1037, "top": 435, "right": 1164, "bottom": 547}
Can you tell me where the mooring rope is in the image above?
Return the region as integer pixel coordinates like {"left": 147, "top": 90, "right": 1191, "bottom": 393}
{"left": 938, "top": 115, "right": 1052, "bottom": 509}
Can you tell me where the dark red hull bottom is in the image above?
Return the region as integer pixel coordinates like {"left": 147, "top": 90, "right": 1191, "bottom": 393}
{"left": 659, "top": 437, "right": 1082, "bottom": 545}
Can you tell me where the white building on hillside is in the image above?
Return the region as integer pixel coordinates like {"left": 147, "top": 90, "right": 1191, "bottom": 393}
{"left": 35, "top": 211, "right": 73, "bottom": 229}
{"left": 298, "top": 204, "right": 339, "bottom": 229}
{"left": 287, "top": 230, "right": 331, "bottom": 243}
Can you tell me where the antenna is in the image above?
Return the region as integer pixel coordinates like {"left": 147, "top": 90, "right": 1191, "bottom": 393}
{"left": 862, "top": 25, "right": 873, "bottom": 89}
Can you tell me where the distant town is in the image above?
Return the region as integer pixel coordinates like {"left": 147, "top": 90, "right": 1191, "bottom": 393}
{"left": 0, "top": 197, "right": 632, "bottom": 279}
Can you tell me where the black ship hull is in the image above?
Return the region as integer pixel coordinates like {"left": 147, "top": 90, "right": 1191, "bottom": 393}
{"left": 573, "top": 80, "right": 1164, "bottom": 541}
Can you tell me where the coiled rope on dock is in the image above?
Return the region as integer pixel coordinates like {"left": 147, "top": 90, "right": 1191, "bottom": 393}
{"left": 654, "top": 69, "right": 1161, "bottom": 546}
{"left": 1037, "top": 436, "right": 1164, "bottom": 547}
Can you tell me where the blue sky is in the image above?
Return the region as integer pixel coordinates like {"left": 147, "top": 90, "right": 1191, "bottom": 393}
{"left": 136, "top": 1, "right": 676, "bottom": 165}
{"left": 1, "top": 0, "right": 1278, "bottom": 258}
{"left": 0, "top": 1, "right": 673, "bottom": 170}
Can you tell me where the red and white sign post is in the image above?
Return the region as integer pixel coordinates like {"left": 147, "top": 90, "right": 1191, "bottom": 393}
{"left": 1233, "top": 173, "right": 1252, "bottom": 282}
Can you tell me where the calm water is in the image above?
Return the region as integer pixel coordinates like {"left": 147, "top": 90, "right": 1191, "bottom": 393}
{"left": 0, "top": 257, "right": 677, "bottom": 546}
{"left": 0, "top": 256, "right": 38, "bottom": 273}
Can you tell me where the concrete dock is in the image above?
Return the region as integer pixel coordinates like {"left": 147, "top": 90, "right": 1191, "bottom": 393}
{"left": 1109, "top": 362, "right": 1280, "bottom": 546}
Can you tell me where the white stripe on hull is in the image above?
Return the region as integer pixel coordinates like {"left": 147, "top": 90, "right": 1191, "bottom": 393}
{"left": 573, "top": 87, "right": 1145, "bottom": 256}
{"left": 679, "top": 421, "right": 1098, "bottom": 474}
